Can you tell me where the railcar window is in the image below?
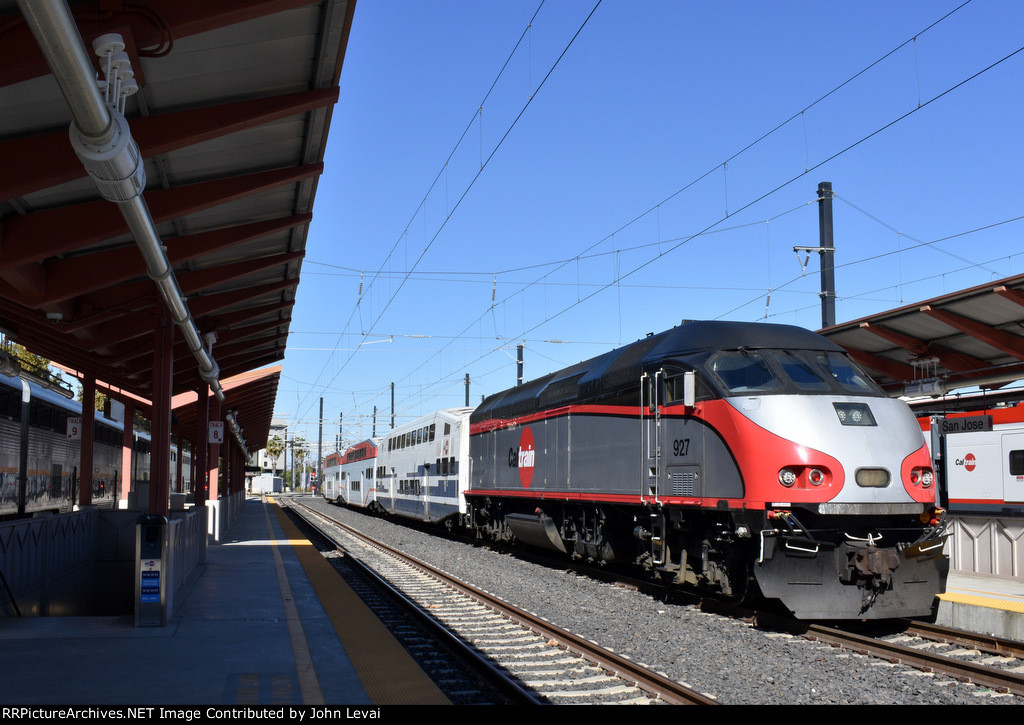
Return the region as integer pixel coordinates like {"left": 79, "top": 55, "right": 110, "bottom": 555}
{"left": 664, "top": 373, "right": 714, "bottom": 403}
{"left": 1010, "top": 450, "right": 1024, "bottom": 477}
{"left": 814, "top": 352, "right": 880, "bottom": 394}
{"left": 709, "top": 351, "right": 781, "bottom": 394}
{"left": 429, "top": 423, "right": 436, "bottom": 441}
{"left": 772, "top": 351, "right": 830, "bottom": 392}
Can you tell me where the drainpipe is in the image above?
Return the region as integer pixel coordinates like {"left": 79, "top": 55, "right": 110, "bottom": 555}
{"left": 17, "top": 0, "right": 225, "bottom": 402}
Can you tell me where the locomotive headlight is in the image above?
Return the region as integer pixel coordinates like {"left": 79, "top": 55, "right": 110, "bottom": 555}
{"left": 779, "top": 469, "right": 797, "bottom": 487}
{"left": 833, "top": 402, "right": 876, "bottom": 426}
{"left": 910, "top": 467, "right": 934, "bottom": 487}
{"left": 856, "top": 468, "right": 890, "bottom": 487}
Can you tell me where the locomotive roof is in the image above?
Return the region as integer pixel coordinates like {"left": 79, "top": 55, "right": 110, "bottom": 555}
{"left": 472, "top": 320, "right": 841, "bottom": 422}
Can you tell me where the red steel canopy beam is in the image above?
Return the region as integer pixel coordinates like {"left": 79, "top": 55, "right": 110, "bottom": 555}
{"left": 0, "top": 163, "right": 322, "bottom": 271}
{"left": 844, "top": 348, "right": 916, "bottom": 385}
{"left": 919, "top": 305, "right": 1024, "bottom": 362}
{"left": 15, "top": 214, "right": 311, "bottom": 306}
{"left": 84, "top": 279, "right": 298, "bottom": 350}
{"left": 0, "top": 0, "right": 322, "bottom": 88}
{"left": 198, "top": 301, "right": 294, "bottom": 332}
{"left": 0, "top": 88, "right": 338, "bottom": 202}
{"left": 74, "top": 250, "right": 304, "bottom": 316}
{"left": 994, "top": 285, "right": 1024, "bottom": 309}
{"left": 125, "top": 331, "right": 288, "bottom": 381}
{"left": 857, "top": 321, "right": 992, "bottom": 375}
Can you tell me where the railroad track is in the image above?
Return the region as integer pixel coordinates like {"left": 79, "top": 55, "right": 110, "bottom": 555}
{"left": 285, "top": 499, "right": 717, "bottom": 705}
{"left": 784, "top": 620, "right": 1024, "bottom": 698}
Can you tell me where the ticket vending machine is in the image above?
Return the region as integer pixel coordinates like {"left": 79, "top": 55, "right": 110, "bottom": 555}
{"left": 135, "top": 514, "right": 168, "bottom": 627}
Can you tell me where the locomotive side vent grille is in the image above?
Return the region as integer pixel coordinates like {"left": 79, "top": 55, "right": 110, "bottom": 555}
{"left": 670, "top": 470, "right": 698, "bottom": 496}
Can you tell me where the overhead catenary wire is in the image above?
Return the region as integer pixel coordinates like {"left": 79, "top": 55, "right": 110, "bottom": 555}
{"left": 381, "top": 32, "right": 1024, "bottom": 415}
{"left": 290, "top": 1, "right": 1022, "bottom": 439}
{"left": 295, "top": 1, "right": 604, "bottom": 425}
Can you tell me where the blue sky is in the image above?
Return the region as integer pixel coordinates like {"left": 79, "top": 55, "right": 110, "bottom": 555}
{"left": 276, "top": 0, "right": 1024, "bottom": 449}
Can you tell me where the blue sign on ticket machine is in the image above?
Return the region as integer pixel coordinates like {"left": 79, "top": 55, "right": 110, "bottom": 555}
{"left": 135, "top": 514, "right": 168, "bottom": 627}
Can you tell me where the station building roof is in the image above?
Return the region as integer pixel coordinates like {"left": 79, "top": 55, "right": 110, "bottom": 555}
{"left": 819, "top": 271, "right": 1024, "bottom": 402}
{"left": 0, "top": 0, "right": 355, "bottom": 451}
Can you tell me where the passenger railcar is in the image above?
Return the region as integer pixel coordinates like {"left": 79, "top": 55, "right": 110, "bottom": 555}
{"left": 465, "top": 321, "right": 949, "bottom": 620}
{"left": 0, "top": 372, "right": 146, "bottom": 516}
{"left": 374, "top": 408, "right": 473, "bottom": 524}
{"left": 923, "top": 407, "right": 1024, "bottom": 515}
{"left": 322, "top": 451, "right": 343, "bottom": 504}
{"left": 338, "top": 440, "right": 378, "bottom": 508}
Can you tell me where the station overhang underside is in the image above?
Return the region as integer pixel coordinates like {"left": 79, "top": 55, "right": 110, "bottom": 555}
{"left": 0, "top": 0, "right": 354, "bottom": 452}
{"left": 819, "top": 271, "right": 1024, "bottom": 413}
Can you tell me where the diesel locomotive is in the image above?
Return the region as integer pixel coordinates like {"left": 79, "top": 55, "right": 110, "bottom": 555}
{"left": 326, "top": 320, "right": 950, "bottom": 620}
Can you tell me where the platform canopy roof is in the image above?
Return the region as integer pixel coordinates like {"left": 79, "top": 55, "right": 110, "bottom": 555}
{"left": 819, "top": 271, "right": 1024, "bottom": 400}
{"left": 0, "top": 0, "right": 355, "bottom": 451}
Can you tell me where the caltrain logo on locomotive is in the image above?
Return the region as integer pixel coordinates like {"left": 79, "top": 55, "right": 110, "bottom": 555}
{"left": 507, "top": 426, "right": 536, "bottom": 488}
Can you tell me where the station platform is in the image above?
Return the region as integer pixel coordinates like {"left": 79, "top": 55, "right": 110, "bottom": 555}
{"left": 0, "top": 496, "right": 450, "bottom": 707}
{"left": 935, "top": 571, "right": 1024, "bottom": 642}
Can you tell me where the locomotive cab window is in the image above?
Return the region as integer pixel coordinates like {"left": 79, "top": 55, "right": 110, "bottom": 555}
{"left": 709, "top": 351, "right": 781, "bottom": 394}
{"left": 814, "top": 352, "right": 881, "bottom": 395}
{"left": 771, "top": 351, "right": 830, "bottom": 392}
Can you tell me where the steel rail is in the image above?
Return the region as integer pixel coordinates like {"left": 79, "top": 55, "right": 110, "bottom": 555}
{"left": 903, "top": 620, "right": 1024, "bottom": 660}
{"left": 804, "top": 624, "right": 1024, "bottom": 697}
{"left": 291, "top": 499, "right": 717, "bottom": 705}
{"left": 286, "top": 500, "right": 542, "bottom": 705}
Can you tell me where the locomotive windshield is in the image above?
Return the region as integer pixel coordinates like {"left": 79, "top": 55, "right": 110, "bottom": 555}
{"left": 706, "top": 348, "right": 882, "bottom": 397}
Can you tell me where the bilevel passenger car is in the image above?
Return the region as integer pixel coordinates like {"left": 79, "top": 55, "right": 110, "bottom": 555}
{"left": 373, "top": 408, "right": 474, "bottom": 524}
{"left": 0, "top": 371, "right": 156, "bottom": 516}
{"left": 322, "top": 439, "right": 378, "bottom": 508}
{"left": 465, "top": 321, "right": 949, "bottom": 620}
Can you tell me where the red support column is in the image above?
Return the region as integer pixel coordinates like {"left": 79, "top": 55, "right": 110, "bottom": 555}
{"left": 175, "top": 436, "right": 183, "bottom": 493}
{"left": 208, "top": 396, "right": 221, "bottom": 502}
{"left": 79, "top": 374, "right": 95, "bottom": 507}
{"left": 149, "top": 313, "right": 174, "bottom": 517}
{"left": 194, "top": 385, "right": 209, "bottom": 508}
{"left": 120, "top": 400, "right": 135, "bottom": 509}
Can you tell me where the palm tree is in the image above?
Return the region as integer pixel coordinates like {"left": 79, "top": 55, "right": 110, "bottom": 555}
{"left": 292, "top": 438, "right": 307, "bottom": 490}
{"left": 266, "top": 435, "right": 284, "bottom": 476}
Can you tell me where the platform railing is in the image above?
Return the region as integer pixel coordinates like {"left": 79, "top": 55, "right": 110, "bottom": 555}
{"left": 0, "top": 501, "right": 213, "bottom": 618}
{"left": 946, "top": 514, "right": 1024, "bottom": 580}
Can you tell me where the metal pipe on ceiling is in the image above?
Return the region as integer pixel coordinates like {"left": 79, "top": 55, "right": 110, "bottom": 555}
{"left": 16, "top": 0, "right": 225, "bottom": 402}
{"left": 902, "top": 368, "right": 1024, "bottom": 399}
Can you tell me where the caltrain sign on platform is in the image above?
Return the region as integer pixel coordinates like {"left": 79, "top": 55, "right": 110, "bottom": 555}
{"left": 209, "top": 421, "right": 224, "bottom": 444}
{"left": 67, "top": 417, "right": 81, "bottom": 439}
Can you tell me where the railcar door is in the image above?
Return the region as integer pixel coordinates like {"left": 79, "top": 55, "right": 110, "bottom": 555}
{"left": 1002, "top": 432, "right": 1024, "bottom": 503}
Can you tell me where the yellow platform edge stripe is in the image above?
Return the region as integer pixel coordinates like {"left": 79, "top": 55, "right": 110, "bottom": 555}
{"left": 938, "top": 590, "right": 1024, "bottom": 614}
{"left": 268, "top": 501, "right": 450, "bottom": 706}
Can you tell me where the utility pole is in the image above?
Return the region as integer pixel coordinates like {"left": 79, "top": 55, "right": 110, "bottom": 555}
{"left": 817, "top": 181, "right": 836, "bottom": 328}
{"left": 391, "top": 382, "right": 395, "bottom": 429}
{"left": 317, "top": 397, "right": 323, "bottom": 493}
{"left": 465, "top": 374, "right": 470, "bottom": 406}
{"left": 793, "top": 181, "right": 837, "bottom": 330}
{"left": 517, "top": 344, "right": 524, "bottom": 387}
